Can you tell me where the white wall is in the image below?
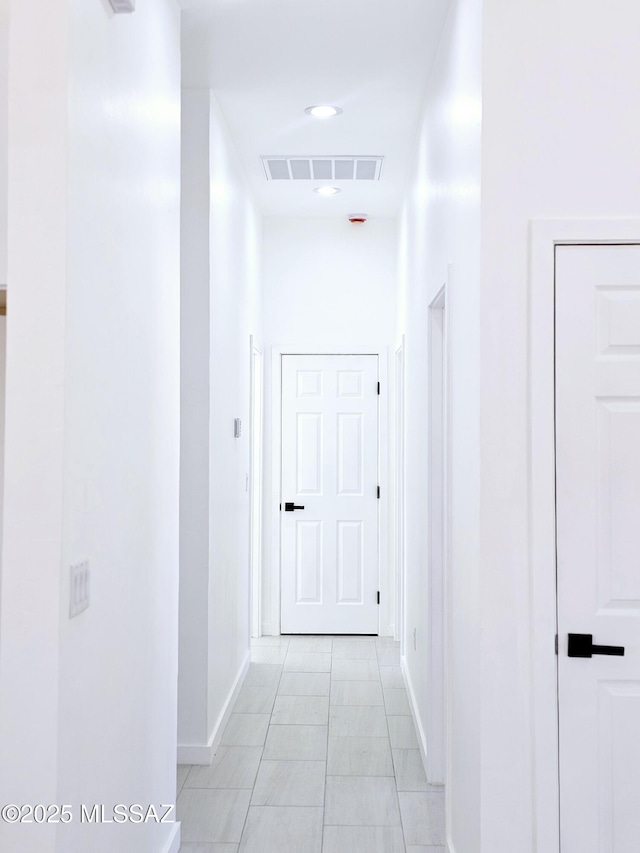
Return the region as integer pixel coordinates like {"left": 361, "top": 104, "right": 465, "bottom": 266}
{"left": 0, "top": 0, "right": 7, "bottom": 567}
{"left": 262, "top": 216, "right": 398, "bottom": 635}
{"left": 178, "top": 89, "right": 212, "bottom": 754}
{"left": 0, "top": 0, "right": 7, "bottom": 285}
{"left": 479, "top": 2, "right": 640, "bottom": 850}
{"left": 397, "top": 0, "right": 481, "bottom": 850}
{"left": 178, "top": 90, "right": 262, "bottom": 760}
{"left": 0, "top": 315, "right": 5, "bottom": 568}
{"left": 0, "top": 2, "right": 181, "bottom": 852}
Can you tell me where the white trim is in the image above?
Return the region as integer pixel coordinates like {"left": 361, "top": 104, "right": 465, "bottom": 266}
{"left": 176, "top": 651, "right": 250, "bottom": 764}
{"left": 395, "top": 336, "right": 406, "bottom": 648}
{"left": 442, "top": 266, "right": 453, "bottom": 847}
{"left": 269, "top": 344, "right": 390, "bottom": 636}
{"left": 529, "top": 218, "right": 640, "bottom": 853}
{"left": 249, "top": 336, "right": 264, "bottom": 638}
{"left": 161, "top": 822, "right": 181, "bottom": 853}
{"left": 401, "top": 655, "right": 429, "bottom": 767}
{"left": 427, "top": 285, "right": 446, "bottom": 786}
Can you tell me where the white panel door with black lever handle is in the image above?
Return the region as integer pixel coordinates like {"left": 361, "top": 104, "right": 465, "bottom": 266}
{"left": 280, "top": 354, "right": 379, "bottom": 634}
{"left": 556, "top": 244, "right": 640, "bottom": 852}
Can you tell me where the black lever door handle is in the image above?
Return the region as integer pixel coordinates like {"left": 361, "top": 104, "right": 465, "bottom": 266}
{"left": 284, "top": 502, "right": 305, "bottom": 512}
{"left": 567, "top": 633, "right": 625, "bottom": 658}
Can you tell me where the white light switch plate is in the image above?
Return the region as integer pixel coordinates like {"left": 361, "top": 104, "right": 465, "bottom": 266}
{"left": 69, "top": 560, "right": 90, "bottom": 618}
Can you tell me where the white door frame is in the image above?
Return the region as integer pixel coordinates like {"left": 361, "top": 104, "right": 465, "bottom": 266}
{"left": 427, "top": 285, "right": 447, "bottom": 785}
{"left": 530, "top": 219, "right": 640, "bottom": 852}
{"left": 269, "top": 345, "right": 390, "bottom": 636}
{"left": 395, "top": 336, "right": 405, "bottom": 649}
{"left": 249, "top": 336, "right": 264, "bottom": 638}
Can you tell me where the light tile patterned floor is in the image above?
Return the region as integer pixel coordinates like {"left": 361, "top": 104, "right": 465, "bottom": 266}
{"left": 177, "top": 636, "right": 445, "bottom": 853}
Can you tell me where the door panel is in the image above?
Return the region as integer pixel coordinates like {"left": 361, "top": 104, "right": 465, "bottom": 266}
{"left": 556, "top": 245, "right": 640, "bottom": 852}
{"left": 281, "top": 354, "right": 378, "bottom": 634}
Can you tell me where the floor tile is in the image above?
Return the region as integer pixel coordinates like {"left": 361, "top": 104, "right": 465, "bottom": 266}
{"left": 243, "top": 664, "right": 282, "bottom": 688}
{"left": 271, "top": 694, "right": 329, "bottom": 725}
{"left": 239, "top": 805, "right": 323, "bottom": 853}
{"left": 178, "top": 788, "right": 251, "bottom": 843}
{"left": 332, "top": 659, "right": 380, "bottom": 681}
{"left": 406, "top": 848, "right": 446, "bottom": 853}
{"left": 286, "top": 635, "right": 333, "bottom": 653}
{"left": 185, "top": 746, "right": 262, "bottom": 790}
{"left": 384, "top": 687, "right": 411, "bottom": 716}
{"left": 251, "top": 635, "right": 290, "bottom": 647}
{"left": 220, "top": 714, "right": 270, "bottom": 747}
{"left": 284, "top": 651, "right": 332, "bottom": 672}
{"left": 322, "top": 825, "right": 405, "bottom": 853}
{"left": 250, "top": 645, "right": 288, "bottom": 664}
{"left": 263, "top": 724, "right": 328, "bottom": 760}
{"left": 330, "top": 680, "right": 384, "bottom": 706}
{"left": 332, "top": 639, "right": 377, "bottom": 659}
{"left": 376, "top": 637, "right": 400, "bottom": 647}
{"left": 233, "top": 683, "right": 277, "bottom": 715}
{"left": 177, "top": 764, "right": 191, "bottom": 795}
{"left": 324, "top": 776, "right": 401, "bottom": 826}
{"left": 377, "top": 646, "right": 401, "bottom": 666}
{"left": 179, "top": 636, "right": 446, "bottom": 851}
{"left": 387, "top": 716, "right": 419, "bottom": 749}
{"left": 380, "top": 666, "right": 404, "bottom": 688}
{"left": 398, "top": 792, "right": 445, "bottom": 846}
{"left": 392, "top": 749, "right": 429, "bottom": 791}
{"left": 327, "top": 736, "right": 394, "bottom": 776}
{"left": 329, "top": 705, "right": 388, "bottom": 737}
{"left": 251, "top": 759, "right": 326, "bottom": 806}
{"left": 278, "top": 671, "right": 330, "bottom": 696}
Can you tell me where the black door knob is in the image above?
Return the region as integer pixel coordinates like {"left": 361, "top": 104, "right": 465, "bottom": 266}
{"left": 567, "top": 633, "right": 625, "bottom": 658}
{"left": 284, "top": 502, "right": 305, "bottom": 512}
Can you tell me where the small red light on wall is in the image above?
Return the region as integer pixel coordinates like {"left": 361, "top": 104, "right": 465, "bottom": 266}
{"left": 348, "top": 214, "right": 368, "bottom": 224}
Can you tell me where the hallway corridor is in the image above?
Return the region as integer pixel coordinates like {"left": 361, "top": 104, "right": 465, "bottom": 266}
{"left": 177, "top": 636, "right": 445, "bottom": 852}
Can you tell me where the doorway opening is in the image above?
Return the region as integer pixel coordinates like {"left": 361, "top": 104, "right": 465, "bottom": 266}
{"left": 427, "top": 285, "right": 447, "bottom": 785}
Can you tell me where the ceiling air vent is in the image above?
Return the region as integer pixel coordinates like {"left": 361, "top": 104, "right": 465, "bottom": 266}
{"left": 261, "top": 156, "right": 384, "bottom": 182}
{"left": 108, "top": 0, "right": 135, "bottom": 11}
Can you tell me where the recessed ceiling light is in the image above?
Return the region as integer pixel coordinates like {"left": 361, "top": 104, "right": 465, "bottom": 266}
{"left": 314, "top": 186, "right": 341, "bottom": 196}
{"left": 305, "top": 105, "right": 343, "bottom": 119}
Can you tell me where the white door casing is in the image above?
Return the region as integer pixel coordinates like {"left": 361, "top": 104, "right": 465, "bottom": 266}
{"left": 556, "top": 244, "right": 640, "bottom": 852}
{"left": 280, "top": 354, "right": 379, "bottom": 634}
{"left": 250, "top": 339, "right": 263, "bottom": 638}
{"left": 395, "top": 338, "right": 405, "bottom": 651}
{"left": 427, "top": 288, "right": 446, "bottom": 785}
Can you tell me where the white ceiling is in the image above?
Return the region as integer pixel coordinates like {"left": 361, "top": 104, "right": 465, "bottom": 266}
{"left": 180, "top": 0, "right": 450, "bottom": 218}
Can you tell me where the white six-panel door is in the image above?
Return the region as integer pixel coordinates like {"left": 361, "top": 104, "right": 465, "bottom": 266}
{"left": 280, "top": 355, "right": 379, "bottom": 634}
{"left": 556, "top": 244, "right": 640, "bottom": 852}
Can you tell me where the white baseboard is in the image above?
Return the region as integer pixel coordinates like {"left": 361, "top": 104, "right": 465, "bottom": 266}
{"left": 162, "top": 821, "right": 181, "bottom": 853}
{"left": 400, "top": 655, "right": 429, "bottom": 772}
{"left": 402, "top": 656, "right": 453, "bottom": 850}
{"left": 177, "top": 650, "right": 250, "bottom": 765}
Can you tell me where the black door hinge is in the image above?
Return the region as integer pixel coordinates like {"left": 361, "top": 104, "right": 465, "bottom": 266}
{"left": 555, "top": 634, "right": 558, "bottom": 655}
{"left": 377, "top": 381, "right": 380, "bottom": 395}
{"left": 377, "top": 485, "right": 380, "bottom": 499}
{"left": 279, "top": 502, "right": 282, "bottom": 511}
{"left": 377, "top": 591, "right": 380, "bottom": 605}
